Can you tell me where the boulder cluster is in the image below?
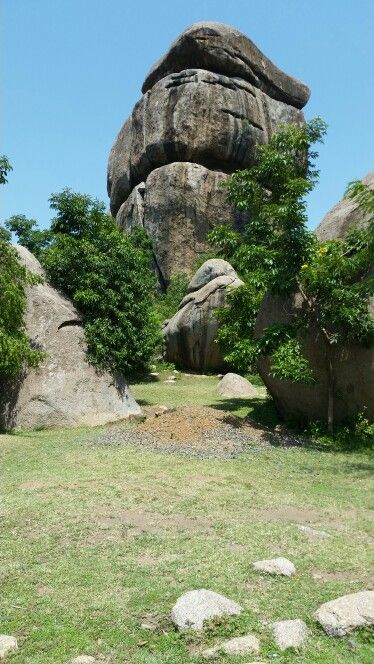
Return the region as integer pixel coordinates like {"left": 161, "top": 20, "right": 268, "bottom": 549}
{"left": 108, "top": 22, "right": 309, "bottom": 286}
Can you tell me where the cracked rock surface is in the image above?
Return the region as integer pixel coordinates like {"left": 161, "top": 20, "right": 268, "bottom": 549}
{"left": 108, "top": 22, "right": 308, "bottom": 282}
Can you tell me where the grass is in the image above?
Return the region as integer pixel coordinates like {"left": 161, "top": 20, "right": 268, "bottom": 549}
{"left": 0, "top": 372, "right": 373, "bottom": 663}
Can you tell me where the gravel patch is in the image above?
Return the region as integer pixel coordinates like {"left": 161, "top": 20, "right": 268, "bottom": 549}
{"left": 85, "top": 406, "right": 302, "bottom": 459}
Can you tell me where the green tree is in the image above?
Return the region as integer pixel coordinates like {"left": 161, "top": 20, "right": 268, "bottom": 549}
{"left": 209, "top": 120, "right": 373, "bottom": 431}
{"left": 5, "top": 215, "right": 52, "bottom": 258}
{"left": 42, "top": 188, "right": 160, "bottom": 376}
{"left": 0, "top": 158, "right": 44, "bottom": 378}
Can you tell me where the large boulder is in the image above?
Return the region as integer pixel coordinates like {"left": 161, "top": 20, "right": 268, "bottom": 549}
{"left": 315, "top": 170, "right": 374, "bottom": 241}
{"left": 256, "top": 291, "right": 374, "bottom": 423}
{"left": 0, "top": 246, "right": 141, "bottom": 431}
{"left": 108, "top": 69, "right": 304, "bottom": 215}
{"left": 163, "top": 259, "right": 243, "bottom": 370}
{"left": 142, "top": 22, "right": 310, "bottom": 108}
{"left": 117, "top": 163, "right": 247, "bottom": 285}
{"left": 108, "top": 22, "right": 309, "bottom": 282}
{"left": 314, "top": 591, "right": 374, "bottom": 636}
{"left": 256, "top": 172, "right": 374, "bottom": 424}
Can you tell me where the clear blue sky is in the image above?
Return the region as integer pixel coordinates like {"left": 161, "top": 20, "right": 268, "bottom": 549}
{"left": 2, "top": 0, "right": 373, "bottom": 231}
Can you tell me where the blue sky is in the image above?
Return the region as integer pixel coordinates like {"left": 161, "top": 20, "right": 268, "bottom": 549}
{"left": 2, "top": 0, "right": 373, "bottom": 230}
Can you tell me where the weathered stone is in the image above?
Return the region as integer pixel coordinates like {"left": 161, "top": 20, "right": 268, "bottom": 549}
{"left": 188, "top": 259, "right": 237, "bottom": 292}
{"left": 70, "top": 657, "right": 96, "bottom": 664}
{"left": 108, "top": 69, "right": 303, "bottom": 215}
{"left": 203, "top": 633, "right": 260, "bottom": 658}
{"left": 315, "top": 170, "right": 374, "bottom": 241}
{"left": 117, "top": 165, "right": 247, "bottom": 284}
{"left": 314, "top": 590, "right": 374, "bottom": 636}
{"left": 253, "top": 557, "right": 296, "bottom": 576}
{"left": 164, "top": 261, "right": 243, "bottom": 370}
{"left": 296, "top": 524, "right": 330, "bottom": 538}
{"left": 0, "top": 635, "right": 18, "bottom": 659}
{"left": 255, "top": 290, "right": 374, "bottom": 423}
{"left": 272, "top": 619, "right": 309, "bottom": 650}
{"left": 0, "top": 246, "right": 141, "bottom": 431}
{"left": 171, "top": 589, "right": 242, "bottom": 630}
{"left": 142, "top": 22, "right": 310, "bottom": 109}
{"left": 217, "top": 373, "right": 258, "bottom": 398}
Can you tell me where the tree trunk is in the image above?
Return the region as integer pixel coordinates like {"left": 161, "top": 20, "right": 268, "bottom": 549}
{"left": 326, "top": 353, "right": 334, "bottom": 433}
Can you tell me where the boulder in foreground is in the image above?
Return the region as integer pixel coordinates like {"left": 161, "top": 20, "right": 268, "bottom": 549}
{"left": 0, "top": 246, "right": 141, "bottom": 431}
{"left": 314, "top": 590, "right": 374, "bottom": 636}
{"left": 217, "top": 373, "right": 258, "bottom": 398}
{"left": 171, "top": 589, "right": 242, "bottom": 630}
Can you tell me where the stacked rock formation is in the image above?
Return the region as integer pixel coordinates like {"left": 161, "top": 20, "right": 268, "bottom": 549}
{"left": 163, "top": 259, "right": 243, "bottom": 371}
{"left": 0, "top": 246, "right": 141, "bottom": 430}
{"left": 108, "top": 22, "right": 310, "bottom": 287}
{"left": 255, "top": 171, "right": 374, "bottom": 423}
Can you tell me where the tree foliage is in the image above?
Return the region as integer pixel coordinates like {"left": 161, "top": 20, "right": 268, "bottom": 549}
{"left": 209, "top": 119, "right": 373, "bottom": 429}
{"left": 5, "top": 215, "right": 52, "bottom": 258}
{"left": 0, "top": 158, "right": 44, "bottom": 378}
{"left": 41, "top": 188, "right": 160, "bottom": 376}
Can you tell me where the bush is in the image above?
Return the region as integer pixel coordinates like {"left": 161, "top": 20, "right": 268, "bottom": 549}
{"left": 154, "top": 272, "right": 189, "bottom": 323}
{"left": 0, "top": 239, "right": 44, "bottom": 377}
{"left": 42, "top": 189, "right": 161, "bottom": 376}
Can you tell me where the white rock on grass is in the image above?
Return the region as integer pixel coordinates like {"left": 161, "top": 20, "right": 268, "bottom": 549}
{"left": 171, "top": 589, "right": 242, "bottom": 630}
{"left": 314, "top": 590, "right": 374, "bottom": 636}
{"left": 272, "top": 619, "right": 309, "bottom": 650}
{"left": 217, "top": 373, "right": 258, "bottom": 399}
{"left": 203, "top": 634, "right": 260, "bottom": 658}
{"left": 70, "top": 657, "right": 96, "bottom": 664}
{"left": 0, "top": 635, "right": 18, "bottom": 659}
{"left": 253, "top": 557, "right": 295, "bottom": 577}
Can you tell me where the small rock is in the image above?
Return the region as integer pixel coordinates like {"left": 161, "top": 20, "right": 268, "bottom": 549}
{"left": 297, "top": 524, "right": 329, "bottom": 538}
{"left": 164, "top": 378, "right": 176, "bottom": 383}
{"left": 0, "top": 636, "right": 18, "bottom": 659}
{"left": 217, "top": 373, "right": 258, "bottom": 399}
{"left": 148, "top": 372, "right": 160, "bottom": 379}
{"left": 272, "top": 619, "right": 309, "bottom": 650}
{"left": 70, "top": 657, "right": 96, "bottom": 664}
{"left": 253, "top": 557, "right": 295, "bottom": 577}
{"left": 314, "top": 590, "right": 374, "bottom": 636}
{"left": 203, "top": 634, "right": 260, "bottom": 658}
{"left": 171, "top": 589, "right": 242, "bottom": 630}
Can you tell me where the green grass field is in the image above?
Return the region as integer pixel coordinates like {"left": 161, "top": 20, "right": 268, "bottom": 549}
{"left": 1, "top": 373, "right": 373, "bottom": 663}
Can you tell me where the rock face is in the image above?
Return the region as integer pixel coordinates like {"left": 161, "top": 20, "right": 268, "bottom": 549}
{"left": 171, "top": 589, "right": 242, "bottom": 630}
{"left": 272, "top": 620, "right": 309, "bottom": 650}
{"left": 108, "top": 22, "right": 309, "bottom": 283}
{"left": 256, "top": 177, "right": 374, "bottom": 423}
{"left": 217, "top": 373, "right": 258, "bottom": 398}
{"left": 315, "top": 170, "right": 374, "bottom": 241}
{"left": 314, "top": 591, "right": 374, "bottom": 636}
{"left": 0, "top": 246, "right": 141, "bottom": 431}
{"left": 163, "top": 259, "right": 243, "bottom": 370}
{"left": 253, "top": 557, "right": 296, "bottom": 576}
{"left": 203, "top": 634, "right": 260, "bottom": 658}
{"left": 0, "top": 635, "right": 18, "bottom": 659}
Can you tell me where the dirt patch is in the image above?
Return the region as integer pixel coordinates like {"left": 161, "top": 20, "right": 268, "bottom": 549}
{"left": 312, "top": 569, "right": 372, "bottom": 584}
{"left": 95, "top": 508, "right": 212, "bottom": 536}
{"left": 250, "top": 506, "right": 324, "bottom": 523}
{"left": 19, "top": 480, "right": 51, "bottom": 490}
{"left": 89, "top": 405, "right": 302, "bottom": 458}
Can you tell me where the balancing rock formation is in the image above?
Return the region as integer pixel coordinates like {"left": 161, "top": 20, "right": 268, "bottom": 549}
{"left": 0, "top": 246, "right": 141, "bottom": 431}
{"left": 108, "top": 22, "right": 310, "bottom": 286}
{"left": 163, "top": 259, "right": 243, "bottom": 371}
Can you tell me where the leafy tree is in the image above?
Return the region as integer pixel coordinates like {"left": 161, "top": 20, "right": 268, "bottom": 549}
{"left": 5, "top": 215, "right": 52, "bottom": 258}
{"left": 0, "top": 158, "right": 44, "bottom": 378}
{"left": 42, "top": 188, "right": 160, "bottom": 376}
{"left": 209, "top": 120, "right": 373, "bottom": 431}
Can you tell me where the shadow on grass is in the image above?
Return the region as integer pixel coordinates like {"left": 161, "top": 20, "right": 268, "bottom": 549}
{"left": 211, "top": 397, "right": 281, "bottom": 428}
